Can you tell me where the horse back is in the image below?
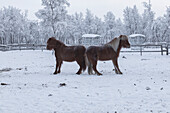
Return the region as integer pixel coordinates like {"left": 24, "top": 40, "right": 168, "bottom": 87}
{"left": 73, "top": 45, "right": 86, "bottom": 56}
{"left": 55, "top": 45, "right": 86, "bottom": 62}
{"left": 86, "top": 45, "right": 117, "bottom": 61}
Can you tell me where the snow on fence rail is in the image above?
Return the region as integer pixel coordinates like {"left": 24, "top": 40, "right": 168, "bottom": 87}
{"left": 0, "top": 44, "right": 46, "bottom": 51}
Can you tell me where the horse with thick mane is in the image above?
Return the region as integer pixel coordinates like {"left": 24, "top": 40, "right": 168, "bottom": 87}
{"left": 86, "top": 35, "right": 130, "bottom": 75}
{"left": 47, "top": 37, "right": 86, "bottom": 75}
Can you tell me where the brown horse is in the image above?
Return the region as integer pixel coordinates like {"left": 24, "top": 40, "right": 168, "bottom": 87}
{"left": 86, "top": 35, "right": 130, "bottom": 75}
{"left": 47, "top": 37, "right": 86, "bottom": 75}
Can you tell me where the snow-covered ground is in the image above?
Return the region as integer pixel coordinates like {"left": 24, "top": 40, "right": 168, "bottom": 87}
{"left": 0, "top": 50, "right": 170, "bottom": 113}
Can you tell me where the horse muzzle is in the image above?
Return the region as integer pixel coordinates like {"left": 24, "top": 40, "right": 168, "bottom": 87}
{"left": 125, "top": 44, "right": 130, "bottom": 48}
{"left": 46, "top": 46, "right": 53, "bottom": 50}
{"left": 127, "top": 45, "right": 130, "bottom": 48}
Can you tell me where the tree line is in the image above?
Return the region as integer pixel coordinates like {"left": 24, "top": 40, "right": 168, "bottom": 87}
{"left": 0, "top": 0, "right": 170, "bottom": 45}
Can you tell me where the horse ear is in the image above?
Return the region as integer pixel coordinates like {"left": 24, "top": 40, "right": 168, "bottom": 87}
{"left": 48, "top": 38, "right": 52, "bottom": 42}
{"left": 119, "top": 35, "right": 123, "bottom": 38}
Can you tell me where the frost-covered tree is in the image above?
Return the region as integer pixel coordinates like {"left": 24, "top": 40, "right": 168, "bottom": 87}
{"left": 152, "top": 17, "right": 168, "bottom": 42}
{"left": 142, "top": 0, "right": 155, "bottom": 42}
{"left": 0, "top": 6, "right": 29, "bottom": 44}
{"left": 123, "top": 5, "right": 142, "bottom": 35}
{"left": 115, "top": 18, "right": 125, "bottom": 35}
{"left": 164, "top": 7, "right": 170, "bottom": 42}
{"left": 84, "top": 9, "right": 95, "bottom": 34}
{"left": 65, "top": 13, "right": 84, "bottom": 44}
{"left": 93, "top": 16, "right": 104, "bottom": 35}
{"left": 103, "top": 11, "right": 116, "bottom": 42}
{"left": 104, "top": 11, "right": 116, "bottom": 31}
{"left": 104, "top": 11, "right": 124, "bottom": 43}
{"left": 36, "top": 0, "right": 69, "bottom": 41}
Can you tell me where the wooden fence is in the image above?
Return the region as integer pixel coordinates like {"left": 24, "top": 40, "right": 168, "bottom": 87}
{"left": 121, "top": 44, "right": 169, "bottom": 55}
{"left": 0, "top": 44, "right": 46, "bottom": 51}
{"left": 0, "top": 43, "right": 169, "bottom": 56}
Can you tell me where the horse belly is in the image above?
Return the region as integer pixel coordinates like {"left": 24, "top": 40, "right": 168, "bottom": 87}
{"left": 62, "top": 54, "right": 75, "bottom": 62}
{"left": 98, "top": 55, "right": 113, "bottom": 61}
{"left": 98, "top": 50, "right": 115, "bottom": 61}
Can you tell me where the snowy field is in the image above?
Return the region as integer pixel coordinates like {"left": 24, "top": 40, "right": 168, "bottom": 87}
{"left": 0, "top": 50, "right": 170, "bottom": 113}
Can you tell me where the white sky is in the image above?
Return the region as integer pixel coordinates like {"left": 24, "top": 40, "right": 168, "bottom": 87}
{"left": 0, "top": 0, "right": 170, "bottom": 20}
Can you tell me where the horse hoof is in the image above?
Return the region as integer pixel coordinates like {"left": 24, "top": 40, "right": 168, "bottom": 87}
{"left": 57, "top": 71, "right": 61, "bottom": 73}
{"left": 118, "top": 72, "right": 123, "bottom": 74}
{"left": 97, "top": 73, "right": 102, "bottom": 76}
{"left": 76, "top": 72, "right": 81, "bottom": 75}
{"left": 53, "top": 72, "right": 58, "bottom": 74}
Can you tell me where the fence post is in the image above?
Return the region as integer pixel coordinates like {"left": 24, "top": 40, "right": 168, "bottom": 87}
{"left": 140, "top": 45, "right": 142, "bottom": 56}
{"left": 161, "top": 45, "right": 163, "bottom": 55}
{"left": 166, "top": 45, "right": 169, "bottom": 55}
{"left": 19, "top": 45, "right": 21, "bottom": 51}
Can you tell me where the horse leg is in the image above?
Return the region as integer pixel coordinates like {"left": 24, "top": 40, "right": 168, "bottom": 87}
{"left": 91, "top": 60, "right": 102, "bottom": 76}
{"left": 57, "top": 61, "right": 63, "bottom": 73}
{"left": 76, "top": 63, "right": 82, "bottom": 75}
{"left": 54, "top": 60, "right": 59, "bottom": 74}
{"left": 112, "top": 58, "right": 122, "bottom": 74}
{"left": 113, "top": 65, "right": 118, "bottom": 74}
{"left": 88, "top": 62, "right": 93, "bottom": 75}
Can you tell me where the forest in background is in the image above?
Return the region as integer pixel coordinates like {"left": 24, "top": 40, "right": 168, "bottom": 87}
{"left": 0, "top": 0, "right": 170, "bottom": 45}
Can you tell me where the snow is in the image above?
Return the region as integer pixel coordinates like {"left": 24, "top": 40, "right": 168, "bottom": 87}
{"left": 129, "top": 34, "right": 146, "bottom": 37}
{"left": 0, "top": 50, "right": 170, "bottom": 113}
{"left": 82, "top": 34, "right": 101, "bottom": 38}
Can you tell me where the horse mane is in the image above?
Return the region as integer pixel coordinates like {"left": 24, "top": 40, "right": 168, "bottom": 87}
{"left": 49, "top": 37, "right": 65, "bottom": 47}
{"left": 106, "top": 35, "right": 128, "bottom": 52}
{"left": 106, "top": 37, "right": 120, "bottom": 52}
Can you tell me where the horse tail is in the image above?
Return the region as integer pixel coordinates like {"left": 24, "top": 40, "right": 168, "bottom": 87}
{"left": 85, "top": 54, "right": 93, "bottom": 75}
{"left": 82, "top": 54, "right": 87, "bottom": 72}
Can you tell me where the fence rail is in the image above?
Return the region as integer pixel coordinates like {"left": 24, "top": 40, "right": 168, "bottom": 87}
{"left": 0, "top": 44, "right": 46, "bottom": 51}
{"left": 121, "top": 44, "right": 169, "bottom": 55}
{"left": 0, "top": 43, "right": 169, "bottom": 56}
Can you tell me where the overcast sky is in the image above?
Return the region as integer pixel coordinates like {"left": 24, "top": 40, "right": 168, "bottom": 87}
{"left": 0, "top": 0, "right": 170, "bottom": 20}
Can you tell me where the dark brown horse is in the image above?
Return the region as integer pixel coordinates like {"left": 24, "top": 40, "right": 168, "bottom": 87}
{"left": 47, "top": 37, "right": 86, "bottom": 75}
{"left": 86, "top": 35, "right": 130, "bottom": 75}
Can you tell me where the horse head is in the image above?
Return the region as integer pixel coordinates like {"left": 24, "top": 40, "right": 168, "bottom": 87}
{"left": 119, "top": 35, "right": 130, "bottom": 48}
{"left": 46, "top": 37, "right": 64, "bottom": 50}
{"left": 107, "top": 35, "right": 130, "bottom": 52}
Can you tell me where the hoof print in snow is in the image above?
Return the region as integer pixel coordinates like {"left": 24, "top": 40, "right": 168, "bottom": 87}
{"left": 122, "top": 56, "right": 127, "bottom": 59}
{"left": 42, "top": 84, "right": 48, "bottom": 88}
{"left": 16, "top": 68, "right": 23, "bottom": 70}
{"left": 1, "top": 83, "right": 10, "bottom": 85}
{"left": 160, "top": 87, "right": 163, "bottom": 90}
{"left": 59, "top": 83, "right": 66, "bottom": 87}
{"left": 48, "top": 94, "right": 53, "bottom": 96}
{"left": 24, "top": 67, "right": 28, "bottom": 71}
{"left": 146, "top": 87, "right": 151, "bottom": 90}
{"left": 0, "top": 68, "right": 12, "bottom": 73}
{"left": 163, "top": 80, "right": 167, "bottom": 82}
